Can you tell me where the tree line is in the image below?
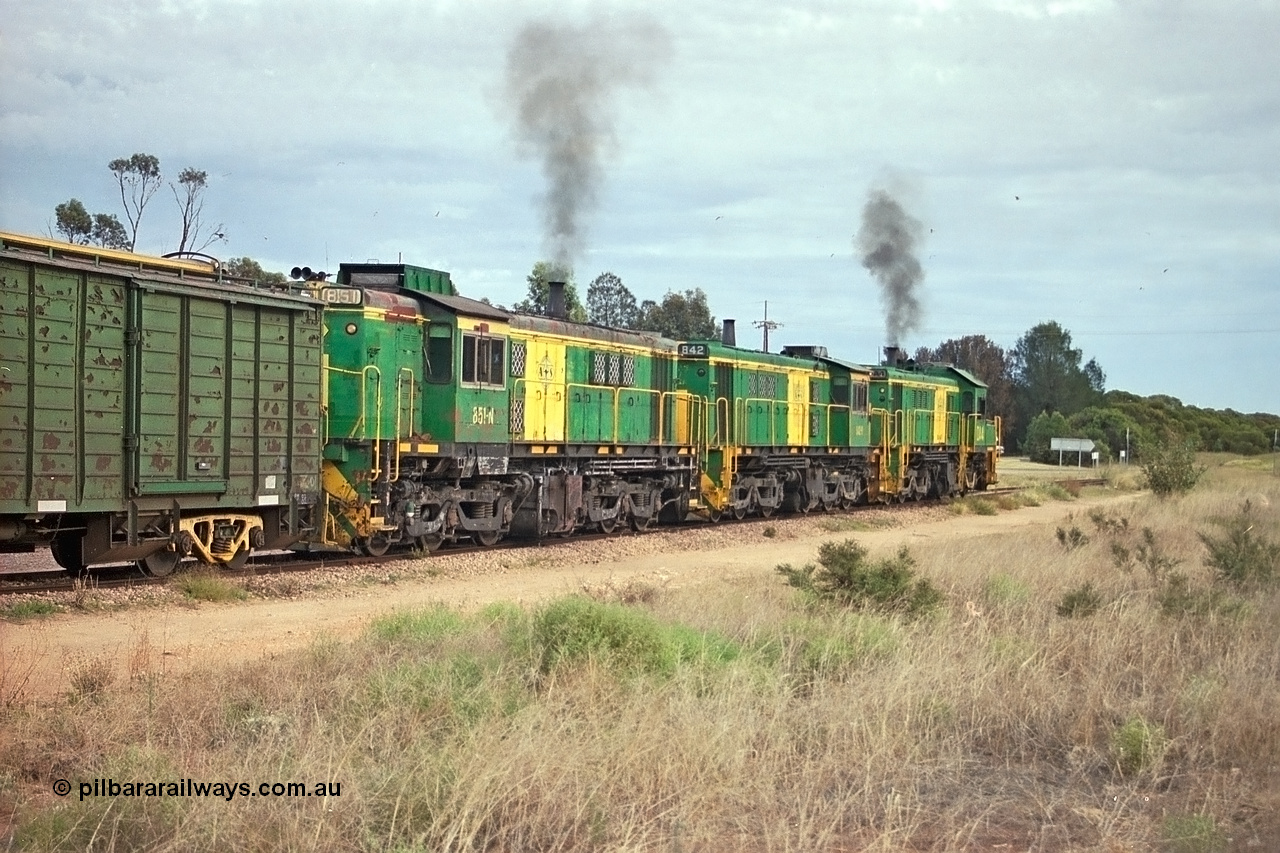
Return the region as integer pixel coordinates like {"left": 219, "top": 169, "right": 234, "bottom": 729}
{"left": 913, "top": 326, "right": 1279, "bottom": 460}
{"left": 510, "top": 261, "right": 718, "bottom": 341}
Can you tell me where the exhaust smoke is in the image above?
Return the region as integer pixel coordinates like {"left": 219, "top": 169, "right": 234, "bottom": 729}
{"left": 503, "top": 17, "right": 671, "bottom": 270}
{"left": 855, "top": 188, "right": 926, "bottom": 346}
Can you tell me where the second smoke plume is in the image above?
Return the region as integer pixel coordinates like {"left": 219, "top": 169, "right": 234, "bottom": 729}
{"left": 855, "top": 189, "right": 926, "bottom": 346}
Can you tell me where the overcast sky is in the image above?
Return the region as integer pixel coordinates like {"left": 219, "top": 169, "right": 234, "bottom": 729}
{"left": 2, "top": 0, "right": 1277, "bottom": 416}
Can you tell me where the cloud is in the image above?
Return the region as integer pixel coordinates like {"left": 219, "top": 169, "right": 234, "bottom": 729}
{"left": 2, "top": 0, "right": 1278, "bottom": 410}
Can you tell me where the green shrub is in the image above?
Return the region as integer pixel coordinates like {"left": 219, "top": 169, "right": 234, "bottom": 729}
{"left": 1155, "top": 571, "right": 1248, "bottom": 619}
{"left": 664, "top": 623, "right": 743, "bottom": 668}
{"left": 1055, "top": 525, "right": 1090, "bottom": 550}
{"left": 1, "top": 599, "right": 60, "bottom": 620}
{"left": 1142, "top": 437, "right": 1206, "bottom": 497}
{"left": 1087, "top": 507, "right": 1129, "bottom": 535}
{"left": 982, "top": 573, "right": 1030, "bottom": 606}
{"left": 1111, "top": 714, "right": 1166, "bottom": 775}
{"left": 791, "top": 614, "right": 899, "bottom": 679}
{"left": 1162, "top": 814, "right": 1226, "bottom": 853}
{"left": 1137, "top": 527, "right": 1181, "bottom": 580}
{"left": 777, "top": 539, "right": 943, "bottom": 617}
{"left": 370, "top": 605, "right": 468, "bottom": 643}
{"left": 1044, "top": 483, "right": 1076, "bottom": 502}
{"left": 532, "top": 596, "right": 671, "bottom": 676}
{"left": 969, "top": 498, "right": 998, "bottom": 516}
{"left": 176, "top": 572, "right": 247, "bottom": 603}
{"left": 1056, "top": 582, "right": 1102, "bottom": 618}
{"left": 1198, "top": 500, "right": 1279, "bottom": 588}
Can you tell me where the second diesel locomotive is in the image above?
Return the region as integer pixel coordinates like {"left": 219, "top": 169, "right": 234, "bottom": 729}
{"left": 0, "top": 232, "right": 999, "bottom": 573}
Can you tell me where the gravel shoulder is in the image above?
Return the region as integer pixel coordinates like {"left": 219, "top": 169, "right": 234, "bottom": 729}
{"left": 2, "top": 492, "right": 1137, "bottom": 700}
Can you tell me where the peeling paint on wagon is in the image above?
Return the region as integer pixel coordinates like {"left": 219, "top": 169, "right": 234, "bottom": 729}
{"left": 0, "top": 230, "right": 323, "bottom": 570}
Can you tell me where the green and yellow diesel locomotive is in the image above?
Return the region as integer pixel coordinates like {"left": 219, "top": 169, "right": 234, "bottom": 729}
{"left": 312, "top": 260, "right": 999, "bottom": 554}
{"left": 315, "top": 266, "right": 699, "bottom": 552}
{"left": 0, "top": 234, "right": 999, "bottom": 573}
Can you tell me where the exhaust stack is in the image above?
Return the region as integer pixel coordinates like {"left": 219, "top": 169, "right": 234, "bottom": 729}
{"left": 721, "top": 319, "right": 736, "bottom": 346}
{"left": 882, "top": 345, "right": 910, "bottom": 367}
{"left": 547, "top": 281, "right": 567, "bottom": 319}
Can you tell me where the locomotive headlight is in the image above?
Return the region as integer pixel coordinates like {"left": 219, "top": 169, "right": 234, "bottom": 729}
{"left": 345, "top": 323, "right": 358, "bottom": 335}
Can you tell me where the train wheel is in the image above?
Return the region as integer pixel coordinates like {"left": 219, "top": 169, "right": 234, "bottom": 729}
{"left": 706, "top": 507, "right": 723, "bottom": 523}
{"left": 597, "top": 516, "right": 617, "bottom": 534}
{"left": 760, "top": 503, "right": 776, "bottom": 518}
{"left": 414, "top": 534, "right": 443, "bottom": 553}
{"left": 50, "top": 532, "right": 87, "bottom": 576}
{"left": 360, "top": 534, "right": 392, "bottom": 558}
{"left": 474, "top": 529, "right": 502, "bottom": 547}
{"left": 732, "top": 504, "right": 746, "bottom": 520}
{"left": 630, "top": 513, "right": 656, "bottom": 532}
{"left": 141, "top": 549, "right": 181, "bottom": 577}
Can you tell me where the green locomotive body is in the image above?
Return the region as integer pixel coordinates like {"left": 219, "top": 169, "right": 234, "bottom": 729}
{"left": 316, "top": 269, "right": 696, "bottom": 550}
{"left": 868, "top": 349, "right": 999, "bottom": 500}
{"left": 673, "top": 339, "right": 877, "bottom": 518}
{"left": 313, "top": 263, "right": 1001, "bottom": 551}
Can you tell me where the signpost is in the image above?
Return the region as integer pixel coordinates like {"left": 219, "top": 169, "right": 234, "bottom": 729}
{"left": 1050, "top": 437, "right": 1096, "bottom": 467}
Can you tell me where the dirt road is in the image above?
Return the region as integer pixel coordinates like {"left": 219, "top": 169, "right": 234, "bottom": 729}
{"left": 2, "top": 492, "right": 1136, "bottom": 700}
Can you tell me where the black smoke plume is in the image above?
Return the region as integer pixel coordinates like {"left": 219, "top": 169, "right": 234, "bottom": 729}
{"left": 855, "top": 189, "right": 925, "bottom": 346}
{"left": 504, "top": 17, "right": 670, "bottom": 271}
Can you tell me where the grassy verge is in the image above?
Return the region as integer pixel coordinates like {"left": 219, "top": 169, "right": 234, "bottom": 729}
{"left": 3, "top": 462, "right": 1278, "bottom": 851}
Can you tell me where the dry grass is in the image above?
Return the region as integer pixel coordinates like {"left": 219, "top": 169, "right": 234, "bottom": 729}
{"left": 3, "top": 462, "right": 1279, "bottom": 851}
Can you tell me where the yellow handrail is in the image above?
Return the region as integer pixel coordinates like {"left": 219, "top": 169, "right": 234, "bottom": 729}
{"left": 390, "top": 367, "right": 415, "bottom": 483}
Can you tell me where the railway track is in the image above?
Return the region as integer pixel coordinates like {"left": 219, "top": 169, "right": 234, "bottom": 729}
{"left": 0, "top": 526, "right": 628, "bottom": 596}
{"left": 1, "top": 480, "right": 1106, "bottom": 598}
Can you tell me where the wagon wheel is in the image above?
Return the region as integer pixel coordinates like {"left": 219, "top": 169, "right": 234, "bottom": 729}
{"left": 50, "top": 531, "right": 87, "bottom": 576}
{"left": 140, "top": 549, "right": 181, "bottom": 577}
{"left": 359, "top": 533, "right": 392, "bottom": 558}
{"left": 414, "top": 534, "right": 443, "bottom": 553}
{"left": 474, "top": 529, "right": 502, "bottom": 547}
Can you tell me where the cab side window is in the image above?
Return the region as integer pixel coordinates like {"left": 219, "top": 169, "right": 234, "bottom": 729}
{"left": 425, "top": 324, "right": 453, "bottom": 384}
{"left": 461, "top": 334, "right": 506, "bottom": 387}
{"left": 832, "top": 377, "right": 850, "bottom": 406}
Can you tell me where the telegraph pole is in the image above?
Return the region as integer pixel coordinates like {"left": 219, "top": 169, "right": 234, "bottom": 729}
{"left": 754, "top": 301, "right": 781, "bottom": 352}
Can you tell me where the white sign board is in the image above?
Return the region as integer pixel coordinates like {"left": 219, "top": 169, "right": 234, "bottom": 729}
{"left": 1050, "top": 437, "right": 1095, "bottom": 452}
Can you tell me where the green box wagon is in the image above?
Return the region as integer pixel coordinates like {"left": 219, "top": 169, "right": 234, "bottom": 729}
{"left": 0, "top": 232, "right": 322, "bottom": 575}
